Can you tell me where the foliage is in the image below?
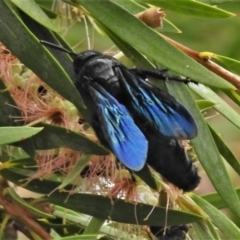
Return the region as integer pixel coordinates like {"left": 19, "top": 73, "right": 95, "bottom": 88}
{"left": 0, "top": 0, "right": 240, "bottom": 239}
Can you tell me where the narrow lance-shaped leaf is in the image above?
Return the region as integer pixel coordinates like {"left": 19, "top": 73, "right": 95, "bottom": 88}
{"left": 57, "top": 154, "right": 92, "bottom": 190}
{"left": 0, "top": 80, "right": 36, "bottom": 157}
{"left": 53, "top": 235, "right": 100, "bottom": 240}
{"left": 137, "top": 0, "right": 235, "bottom": 17}
{"left": 0, "top": 145, "right": 29, "bottom": 162}
{"left": 53, "top": 205, "right": 141, "bottom": 240}
{"left": 32, "top": 123, "right": 108, "bottom": 155}
{"left": 0, "top": 126, "right": 43, "bottom": 145}
{"left": 0, "top": 169, "right": 202, "bottom": 226}
{"left": 190, "top": 83, "right": 240, "bottom": 130}
{"left": 196, "top": 99, "right": 216, "bottom": 111}
{"left": 6, "top": 188, "right": 54, "bottom": 219}
{"left": 111, "top": 0, "right": 181, "bottom": 33}
{"left": 0, "top": 0, "right": 84, "bottom": 112}
{"left": 83, "top": 217, "right": 105, "bottom": 235}
{"left": 10, "top": 0, "right": 59, "bottom": 32}
{"left": 209, "top": 125, "right": 240, "bottom": 176}
{"left": 223, "top": 89, "right": 240, "bottom": 108}
{"left": 198, "top": 0, "right": 240, "bottom": 4}
{"left": 49, "top": 192, "right": 202, "bottom": 226}
{"left": 192, "top": 222, "right": 218, "bottom": 240}
{"left": 0, "top": 80, "right": 22, "bottom": 126}
{"left": 212, "top": 54, "right": 240, "bottom": 75}
{"left": 202, "top": 188, "right": 240, "bottom": 209}
{"left": 166, "top": 82, "right": 240, "bottom": 219}
{"left": 192, "top": 194, "right": 240, "bottom": 240}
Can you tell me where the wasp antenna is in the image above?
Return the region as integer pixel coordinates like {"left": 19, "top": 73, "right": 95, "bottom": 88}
{"left": 40, "top": 40, "right": 77, "bottom": 57}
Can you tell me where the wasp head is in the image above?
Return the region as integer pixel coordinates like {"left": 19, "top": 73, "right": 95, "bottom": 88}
{"left": 73, "top": 50, "right": 102, "bottom": 75}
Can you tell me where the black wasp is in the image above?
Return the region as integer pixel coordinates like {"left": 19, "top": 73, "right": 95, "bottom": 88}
{"left": 40, "top": 40, "right": 200, "bottom": 191}
{"left": 150, "top": 225, "right": 190, "bottom": 240}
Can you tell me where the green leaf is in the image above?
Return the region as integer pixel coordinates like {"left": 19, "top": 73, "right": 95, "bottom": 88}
{"left": 76, "top": 0, "right": 233, "bottom": 89}
{"left": 165, "top": 83, "right": 240, "bottom": 218}
{"left": 6, "top": 158, "right": 35, "bottom": 168}
{"left": 0, "top": 80, "right": 36, "bottom": 157}
{"left": 137, "top": 0, "right": 235, "bottom": 17}
{"left": 0, "top": 0, "right": 84, "bottom": 113}
{"left": 192, "top": 222, "right": 217, "bottom": 240}
{"left": 13, "top": 138, "right": 36, "bottom": 158}
{"left": 161, "top": 18, "right": 181, "bottom": 33}
{"left": 111, "top": 0, "right": 145, "bottom": 13}
{"left": 0, "top": 80, "right": 22, "bottom": 127}
{"left": 83, "top": 217, "right": 105, "bottom": 234}
{"left": 209, "top": 125, "right": 240, "bottom": 176}
{"left": 57, "top": 154, "right": 91, "bottom": 190}
{"left": 39, "top": 5, "right": 58, "bottom": 19}
{"left": 111, "top": 0, "right": 181, "bottom": 33}
{"left": 54, "top": 205, "right": 139, "bottom": 239}
{"left": 206, "top": 221, "right": 222, "bottom": 240}
{"left": 0, "top": 126, "right": 43, "bottom": 145}
{"left": 10, "top": 0, "right": 59, "bottom": 32}
{"left": 190, "top": 83, "right": 240, "bottom": 130}
{"left": 49, "top": 193, "right": 202, "bottom": 226}
{"left": 6, "top": 188, "right": 54, "bottom": 219}
{"left": 133, "top": 164, "right": 158, "bottom": 191}
{"left": 196, "top": 99, "right": 216, "bottom": 111}
{"left": 212, "top": 54, "right": 240, "bottom": 75}
{"left": 55, "top": 235, "right": 100, "bottom": 240}
{"left": 0, "top": 168, "right": 70, "bottom": 193}
{"left": 202, "top": 188, "right": 240, "bottom": 209}
{"left": 192, "top": 194, "right": 240, "bottom": 240}
{"left": 0, "top": 169, "right": 202, "bottom": 226}
{"left": 33, "top": 123, "right": 108, "bottom": 155}
{"left": 0, "top": 145, "right": 29, "bottom": 161}
{"left": 199, "top": 0, "right": 240, "bottom": 4}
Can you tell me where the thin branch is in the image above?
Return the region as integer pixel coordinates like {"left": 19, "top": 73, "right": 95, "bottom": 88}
{"left": 160, "top": 33, "right": 240, "bottom": 90}
{"left": 0, "top": 179, "right": 52, "bottom": 240}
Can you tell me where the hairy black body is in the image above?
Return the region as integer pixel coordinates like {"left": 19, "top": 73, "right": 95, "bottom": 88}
{"left": 40, "top": 41, "right": 200, "bottom": 191}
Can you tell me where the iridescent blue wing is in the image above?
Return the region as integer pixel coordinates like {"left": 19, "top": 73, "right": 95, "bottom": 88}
{"left": 88, "top": 83, "right": 148, "bottom": 171}
{"left": 116, "top": 67, "right": 197, "bottom": 140}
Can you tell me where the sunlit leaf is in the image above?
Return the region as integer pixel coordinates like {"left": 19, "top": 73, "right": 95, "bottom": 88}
{"left": 199, "top": 0, "right": 240, "bottom": 4}
{"left": 202, "top": 188, "right": 240, "bottom": 209}
{"left": 193, "top": 222, "right": 217, "bottom": 240}
{"left": 196, "top": 99, "right": 216, "bottom": 111}
{"left": 33, "top": 124, "right": 108, "bottom": 155}
{"left": 167, "top": 83, "right": 240, "bottom": 218}
{"left": 6, "top": 188, "right": 54, "bottom": 219}
{"left": 0, "top": 169, "right": 202, "bottom": 226}
{"left": 111, "top": 0, "right": 181, "bottom": 33}
{"left": 212, "top": 54, "right": 240, "bottom": 75}
{"left": 10, "top": 0, "right": 59, "bottom": 32}
{"left": 137, "top": 0, "right": 235, "bottom": 17}
{"left": 57, "top": 154, "right": 91, "bottom": 190}
{"left": 0, "top": 126, "right": 43, "bottom": 145}
{"left": 192, "top": 194, "right": 240, "bottom": 239}
{"left": 190, "top": 83, "right": 240, "bottom": 130}
{"left": 0, "top": 0, "right": 84, "bottom": 113}
{"left": 209, "top": 125, "right": 240, "bottom": 175}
